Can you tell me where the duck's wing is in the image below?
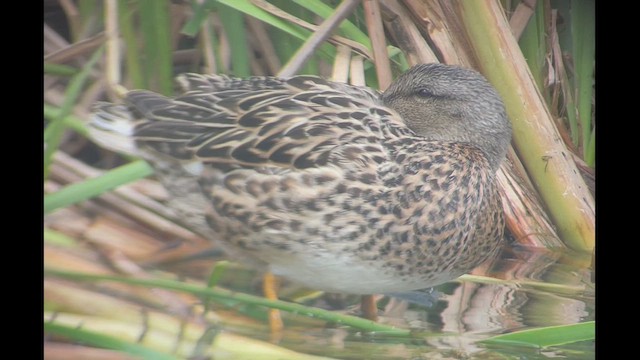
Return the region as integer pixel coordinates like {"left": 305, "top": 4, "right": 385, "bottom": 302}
{"left": 92, "top": 74, "right": 414, "bottom": 171}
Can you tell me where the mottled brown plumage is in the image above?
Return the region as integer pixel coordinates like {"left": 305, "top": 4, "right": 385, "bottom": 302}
{"left": 89, "top": 63, "right": 512, "bottom": 294}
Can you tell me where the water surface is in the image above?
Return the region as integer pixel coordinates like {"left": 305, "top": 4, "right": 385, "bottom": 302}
{"left": 209, "top": 245, "right": 595, "bottom": 359}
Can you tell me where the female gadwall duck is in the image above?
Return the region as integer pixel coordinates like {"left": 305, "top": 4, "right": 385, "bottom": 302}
{"left": 89, "top": 63, "right": 512, "bottom": 297}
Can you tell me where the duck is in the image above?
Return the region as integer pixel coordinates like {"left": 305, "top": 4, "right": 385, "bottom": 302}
{"left": 89, "top": 62, "right": 511, "bottom": 307}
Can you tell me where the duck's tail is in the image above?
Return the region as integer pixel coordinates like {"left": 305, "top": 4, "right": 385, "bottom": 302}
{"left": 88, "top": 102, "right": 140, "bottom": 157}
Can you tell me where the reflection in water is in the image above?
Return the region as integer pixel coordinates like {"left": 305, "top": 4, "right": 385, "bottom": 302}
{"left": 159, "top": 242, "right": 595, "bottom": 359}
{"left": 335, "top": 245, "right": 595, "bottom": 357}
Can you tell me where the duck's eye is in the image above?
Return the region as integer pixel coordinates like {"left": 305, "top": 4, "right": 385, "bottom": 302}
{"left": 417, "top": 88, "right": 434, "bottom": 97}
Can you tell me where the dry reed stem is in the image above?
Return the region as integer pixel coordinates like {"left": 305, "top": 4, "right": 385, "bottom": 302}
{"left": 548, "top": 9, "right": 566, "bottom": 122}
{"left": 57, "top": 0, "right": 81, "bottom": 42}
{"left": 105, "top": 0, "right": 122, "bottom": 98}
{"left": 277, "top": 0, "right": 362, "bottom": 77}
{"left": 169, "top": 4, "right": 191, "bottom": 51}
{"left": 548, "top": 8, "right": 583, "bottom": 158}
{"left": 508, "top": 0, "right": 537, "bottom": 40}
{"left": 47, "top": 153, "right": 218, "bottom": 278}
{"left": 251, "top": 0, "right": 372, "bottom": 60}
{"left": 433, "top": 1, "right": 480, "bottom": 67}
{"left": 44, "top": 343, "right": 137, "bottom": 360}
{"left": 200, "top": 17, "right": 217, "bottom": 74}
{"left": 496, "top": 161, "right": 562, "bottom": 248}
{"left": 44, "top": 32, "right": 106, "bottom": 64}
{"left": 247, "top": 17, "right": 282, "bottom": 75}
{"left": 45, "top": 258, "right": 333, "bottom": 359}
{"left": 248, "top": 44, "right": 269, "bottom": 76}
{"left": 401, "top": 0, "right": 468, "bottom": 65}
{"left": 44, "top": 23, "right": 71, "bottom": 55}
{"left": 331, "top": 44, "right": 352, "bottom": 82}
{"left": 362, "top": 0, "right": 393, "bottom": 90}
{"left": 349, "top": 55, "right": 366, "bottom": 86}
{"left": 103, "top": 250, "right": 195, "bottom": 318}
{"left": 379, "top": 1, "right": 439, "bottom": 65}
{"left": 45, "top": 228, "right": 207, "bottom": 311}
{"left": 76, "top": 78, "right": 107, "bottom": 114}
{"left": 214, "top": 13, "right": 232, "bottom": 72}
{"left": 46, "top": 309, "right": 331, "bottom": 360}
{"left": 43, "top": 87, "right": 66, "bottom": 110}
{"left": 570, "top": 153, "right": 594, "bottom": 197}
{"left": 44, "top": 278, "right": 210, "bottom": 357}
{"left": 50, "top": 152, "right": 206, "bottom": 243}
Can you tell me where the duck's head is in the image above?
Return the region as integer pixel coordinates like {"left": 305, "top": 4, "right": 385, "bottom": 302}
{"left": 381, "top": 63, "right": 512, "bottom": 171}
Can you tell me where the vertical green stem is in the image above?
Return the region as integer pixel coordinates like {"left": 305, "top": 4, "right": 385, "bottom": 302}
{"left": 218, "top": 4, "right": 251, "bottom": 77}
{"left": 518, "top": 0, "right": 546, "bottom": 100}
{"left": 570, "top": 0, "right": 595, "bottom": 166}
{"left": 44, "top": 47, "right": 104, "bottom": 180}
{"left": 119, "top": 0, "right": 145, "bottom": 89}
{"left": 139, "top": 0, "right": 173, "bottom": 94}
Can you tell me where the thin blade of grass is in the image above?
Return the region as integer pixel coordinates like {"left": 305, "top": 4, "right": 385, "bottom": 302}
{"left": 44, "top": 160, "right": 154, "bottom": 214}
{"left": 224, "top": 0, "right": 355, "bottom": 67}
{"left": 46, "top": 310, "right": 337, "bottom": 360}
{"left": 262, "top": 2, "right": 367, "bottom": 58}
{"left": 216, "top": 0, "right": 308, "bottom": 40}
{"left": 44, "top": 46, "right": 104, "bottom": 180}
{"left": 181, "top": 0, "right": 215, "bottom": 37}
{"left": 278, "top": 0, "right": 361, "bottom": 77}
{"left": 44, "top": 228, "right": 78, "bottom": 247}
{"left": 44, "top": 32, "right": 106, "bottom": 64}
{"left": 44, "top": 322, "right": 178, "bottom": 360}
{"left": 44, "top": 105, "right": 89, "bottom": 137}
{"left": 585, "top": 128, "right": 594, "bottom": 166}
{"left": 291, "top": 0, "right": 372, "bottom": 50}
{"left": 44, "top": 63, "right": 79, "bottom": 76}
{"left": 481, "top": 321, "right": 595, "bottom": 348}
{"left": 203, "top": 260, "right": 230, "bottom": 314}
{"left": 206, "top": 260, "right": 230, "bottom": 288}
{"left": 46, "top": 268, "right": 411, "bottom": 335}
{"left": 78, "top": 0, "right": 102, "bottom": 33}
